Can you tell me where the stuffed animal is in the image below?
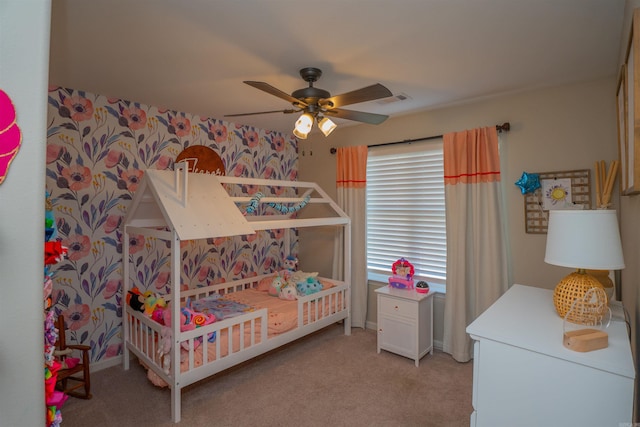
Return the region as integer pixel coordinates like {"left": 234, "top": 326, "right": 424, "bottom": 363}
{"left": 268, "top": 274, "right": 286, "bottom": 297}
{"left": 187, "top": 308, "right": 216, "bottom": 329}
{"left": 143, "top": 292, "right": 166, "bottom": 317}
{"left": 162, "top": 305, "right": 217, "bottom": 350}
{"left": 127, "top": 287, "right": 145, "bottom": 312}
{"left": 283, "top": 255, "right": 298, "bottom": 272}
{"left": 296, "top": 277, "right": 323, "bottom": 296}
{"left": 151, "top": 307, "right": 165, "bottom": 324}
{"left": 44, "top": 241, "right": 67, "bottom": 265}
{"left": 162, "top": 306, "right": 194, "bottom": 350}
{"left": 158, "top": 326, "right": 173, "bottom": 374}
{"left": 161, "top": 305, "right": 189, "bottom": 331}
{"left": 279, "top": 284, "right": 298, "bottom": 301}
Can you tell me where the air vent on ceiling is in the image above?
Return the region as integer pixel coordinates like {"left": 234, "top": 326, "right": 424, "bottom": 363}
{"left": 377, "top": 92, "right": 411, "bottom": 105}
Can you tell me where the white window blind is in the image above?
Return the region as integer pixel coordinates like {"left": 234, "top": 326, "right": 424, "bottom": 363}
{"left": 366, "top": 139, "right": 446, "bottom": 285}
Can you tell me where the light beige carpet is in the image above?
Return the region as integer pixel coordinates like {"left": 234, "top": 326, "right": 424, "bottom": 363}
{"left": 60, "top": 324, "right": 472, "bottom": 427}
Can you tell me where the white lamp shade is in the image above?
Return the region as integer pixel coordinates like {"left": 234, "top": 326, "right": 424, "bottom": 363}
{"left": 293, "top": 113, "right": 313, "bottom": 139}
{"left": 544, "top": 210, "right": 625, "bottom": 270}
{"left": 318, "top": 117, "right": 337, "bottom": 136}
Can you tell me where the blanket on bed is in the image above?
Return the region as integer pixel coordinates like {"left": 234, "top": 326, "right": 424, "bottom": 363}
{"left": 189, "top": 295, "right": 254, "bottom": 320}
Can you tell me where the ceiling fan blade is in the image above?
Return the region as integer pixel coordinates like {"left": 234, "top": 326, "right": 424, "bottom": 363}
{"left": 244, "top": 81, "right": 308, "bottom": 107}
{"left": 224, "top": 109, "right": 298, "bottom": 118}
{"left": 324, "top": 108, "right": 389, "bottom": 125}
{"left": 321, "top": 83, "right": 392, "bottom": 108}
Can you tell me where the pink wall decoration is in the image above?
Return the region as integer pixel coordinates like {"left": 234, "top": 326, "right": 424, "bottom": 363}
{"left": 0, "top": 89, "right": 22, "bottom": 184}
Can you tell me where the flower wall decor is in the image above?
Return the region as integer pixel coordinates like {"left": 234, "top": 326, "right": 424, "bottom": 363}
{"left": 46, "top": 87, "right": 298, "bottom": 365}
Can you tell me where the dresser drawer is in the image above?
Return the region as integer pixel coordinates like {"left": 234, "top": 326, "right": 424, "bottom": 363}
{"left": 379, "top": 295, "right": 415, "bottom": 317}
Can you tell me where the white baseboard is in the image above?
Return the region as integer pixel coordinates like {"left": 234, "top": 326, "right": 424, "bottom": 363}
{"left": 365, "top": 320, "right": 377, "bottom": 331}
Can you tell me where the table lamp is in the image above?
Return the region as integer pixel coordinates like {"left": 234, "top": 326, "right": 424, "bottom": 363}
{"left": 544, "top": 210, "right": 625, "bottom": 322}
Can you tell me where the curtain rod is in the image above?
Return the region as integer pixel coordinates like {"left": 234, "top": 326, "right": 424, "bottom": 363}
{"left": 329, "top": 122, "right": 510, "bottom": 154}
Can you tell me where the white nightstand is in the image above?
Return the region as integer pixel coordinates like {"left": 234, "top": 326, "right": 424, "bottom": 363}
{"left": 375, "top": 285, "right": 435, "bottom": 366}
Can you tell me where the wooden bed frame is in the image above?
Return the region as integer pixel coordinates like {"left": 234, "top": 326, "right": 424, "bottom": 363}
{"left": 122, "top": 166, "right": 351, "bottom": 423}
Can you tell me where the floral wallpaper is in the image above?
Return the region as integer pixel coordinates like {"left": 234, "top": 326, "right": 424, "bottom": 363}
{"left": 46, "top": 87, "right": 298, "bottom": 365}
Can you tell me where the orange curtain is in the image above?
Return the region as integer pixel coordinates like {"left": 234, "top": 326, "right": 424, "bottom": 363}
{"left": 336, "top": 145, "right": 367, "bottom": 189}
{"left": 443, "top": 126, "right": 500, "bottom": 185}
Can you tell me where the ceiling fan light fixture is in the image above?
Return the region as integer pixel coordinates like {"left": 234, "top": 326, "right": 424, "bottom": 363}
{"left": 293, "top": 113, "right": 313, "bottom": 139}
{"left": 318, "top": 116, "right": 337, "bottom": 137}
{"left": 234, "top": 68, "right": 392, "bottom": 132}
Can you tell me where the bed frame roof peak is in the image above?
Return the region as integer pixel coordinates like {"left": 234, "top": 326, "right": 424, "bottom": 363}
{"left": 123, "top": 167, "right": 349, "bottom": 241}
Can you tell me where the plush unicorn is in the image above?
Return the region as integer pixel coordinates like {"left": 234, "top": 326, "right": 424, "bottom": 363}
{"left": 279, "top": 284, "right": 298, "bottom": 301}
{"left": 268, "top": 274, "right": 286, "bottom": 297}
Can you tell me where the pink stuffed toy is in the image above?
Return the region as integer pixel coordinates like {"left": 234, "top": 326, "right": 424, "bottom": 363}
{"left": 161, "top": 305, "right": 216, "bottom": 350}
{"left": 161, "top": 305, "right": 187, "bottom": 330}
{"left": 180, "top": 306, "right": 215, "bottom": 328}
{"left": 151, "top": 307, "right": 165, "bottom": 324}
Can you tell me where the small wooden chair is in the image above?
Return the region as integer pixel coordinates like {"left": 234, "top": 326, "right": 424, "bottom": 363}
{"left": 54, "top": 315, "right": 92, "bottom": 399}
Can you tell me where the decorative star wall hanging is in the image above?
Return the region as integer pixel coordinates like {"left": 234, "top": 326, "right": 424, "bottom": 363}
{"left": 515, "top": 171, "right": 541, "bottom": 195}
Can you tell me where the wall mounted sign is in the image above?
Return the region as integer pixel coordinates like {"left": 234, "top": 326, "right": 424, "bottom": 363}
{"left": 0, "top": 89, "right": 22, "bottom": 184}
{"left": 175, "top": 145, "right": 225, "bottom": 175}
{"left": 524, "top": 169, "right": 591, "bottom": 234}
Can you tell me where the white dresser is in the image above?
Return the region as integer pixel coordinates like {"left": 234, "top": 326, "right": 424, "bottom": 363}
{"left": 466, "top": 284, "right": 635, "bottom": 427}
{"left": 375, "top": 285, "right": 435, "bottom": 366}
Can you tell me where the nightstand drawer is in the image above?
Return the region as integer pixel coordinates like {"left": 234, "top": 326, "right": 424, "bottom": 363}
{"left": 379, "top": 296, "right": 415, "bottom": 316}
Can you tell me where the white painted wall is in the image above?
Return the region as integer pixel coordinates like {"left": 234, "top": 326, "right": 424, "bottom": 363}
{"left": 0, "top": 1, "right": 51, "bottom": 425}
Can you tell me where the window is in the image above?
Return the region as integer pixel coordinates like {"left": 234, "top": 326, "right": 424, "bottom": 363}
{"left": 366, "top": 140, "right": 446, "bottom": 290}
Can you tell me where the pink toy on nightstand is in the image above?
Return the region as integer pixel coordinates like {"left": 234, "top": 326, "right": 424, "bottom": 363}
{"left": 388, "top": 257, "right": 415, "bottom": 290}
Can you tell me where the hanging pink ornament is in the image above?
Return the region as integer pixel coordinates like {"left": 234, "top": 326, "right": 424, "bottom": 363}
{"left": 0, "top": 89, "right": 22, "bottom": 184}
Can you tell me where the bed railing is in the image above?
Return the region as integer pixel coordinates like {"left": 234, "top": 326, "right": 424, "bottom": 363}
{"left": 179, "top": 274, "right": 267, "bottom": 302}
{"left": 125, "top": 304, "right": 270, "bottom": 385}
{"left": 298, "top": 285, "right": 348, "bottom": 326}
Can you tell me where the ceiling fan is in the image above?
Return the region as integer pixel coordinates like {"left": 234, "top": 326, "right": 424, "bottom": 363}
{"left": 225, "top": 67, "right": 393, "bottom": 138}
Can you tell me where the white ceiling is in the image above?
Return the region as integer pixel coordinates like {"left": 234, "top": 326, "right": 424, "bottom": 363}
{"left": 49, "top": 0, "right": 626, "bottom": 136}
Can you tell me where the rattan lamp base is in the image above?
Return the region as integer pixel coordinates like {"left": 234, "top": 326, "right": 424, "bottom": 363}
{"left": 553, "top": 270, "right": 607, "bottom": 323}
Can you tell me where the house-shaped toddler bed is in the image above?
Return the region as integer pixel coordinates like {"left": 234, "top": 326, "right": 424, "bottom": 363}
{"left": 122, "top": 165, "right": 351, "bottom": 423}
